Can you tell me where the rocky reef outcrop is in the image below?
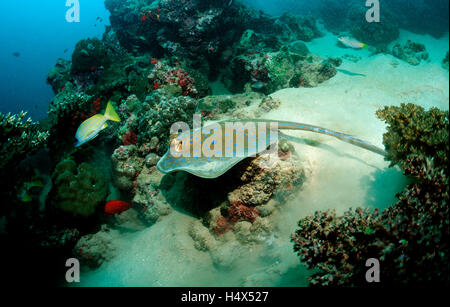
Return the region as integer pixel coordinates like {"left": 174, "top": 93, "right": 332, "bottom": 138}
{"left": 73, "top": 225, "right": 119, "bottom": 268}
{"left": 391, "top": 40, "right": 429, "bottom": 66}
{"left": 223, "top": 46, "right": 340, "bottom": 94}
{"left": 317, "top": 0, "right": 448, "bottom": 48}
{"left": 47, "top": 158, "right": 109, "bottom": 217}
{"left": 317, "top": 0, "right": 399, "bottom": 49}
{"left": 117, "top": 90, "right": 198, "bottom": 156}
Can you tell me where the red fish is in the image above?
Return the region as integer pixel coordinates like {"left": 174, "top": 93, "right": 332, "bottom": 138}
{"left": 150, "top": 58, "right": 159, "bottom": 64}
{"left": 153, "top": 81, "right": 160, "bottom": 90}
{"left": 104, "top": 200, "right": 132, "bottom": 217}
{"left": 141, "top": 15, "right": 147, "bottom": 22}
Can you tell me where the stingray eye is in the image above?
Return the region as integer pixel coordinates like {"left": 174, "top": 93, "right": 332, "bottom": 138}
{"left": 176, "top": 140, "right": 183, "bottom": 152}
{"left": 170, "top": 138, "right": 183, "bottom": 153}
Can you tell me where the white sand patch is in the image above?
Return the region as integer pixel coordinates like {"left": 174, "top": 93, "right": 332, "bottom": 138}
{"left": 78, "top": 31, "right": 448, "bottom": 287}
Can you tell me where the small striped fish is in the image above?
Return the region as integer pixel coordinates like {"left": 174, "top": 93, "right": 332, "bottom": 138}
{"left": 75, "top": 101, "right": 121, "bottom": 147}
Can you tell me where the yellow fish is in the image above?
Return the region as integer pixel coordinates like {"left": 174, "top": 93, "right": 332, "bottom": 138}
{"left": 75, "top": 101, "right": 121, "bottom": 147}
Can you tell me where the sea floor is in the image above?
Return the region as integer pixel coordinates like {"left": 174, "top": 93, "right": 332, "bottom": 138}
{"left": 78, "top": 30, "right": 449, "bottom": 286}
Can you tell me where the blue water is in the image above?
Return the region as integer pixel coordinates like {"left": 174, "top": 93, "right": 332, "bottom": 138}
{"left": 0, "top": 0, "right": 109, "bottom": 120}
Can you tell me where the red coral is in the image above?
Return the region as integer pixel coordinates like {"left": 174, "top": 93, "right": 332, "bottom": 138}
{"left": 122, "top": 131, "right": 137, "bottom": 145}
{"left": 228, "top": 200, "right": 259, "bottom": 223}
{"left": 164, "top": 68, "right": 197, "bottom": 96}
{"left": 92, "top": 97, "right": 102, "bottom": 114}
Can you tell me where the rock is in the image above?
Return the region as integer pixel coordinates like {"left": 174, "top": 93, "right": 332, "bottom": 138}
{"left": 210, "top": 241, "right": 241, "bottom": 270}
{"left": 257, "top": 199, "right": 280, "bottom": 217}
{"left": 145, "top": 153, "right": 160, "bottom": 167}
{"left": 111, "top": 145, "right": 144, "bottom": 191}
{"left": 392, "top": 40, "right": 429, "bottom": 66}
{"left": 73, "top": 225, "right": 119, "bottom": 268}
{"left": 48, "top": 158, "right": 108, "bottom": 217}
{"left": 188, "top": 220, "right": 216, "bottom": 251}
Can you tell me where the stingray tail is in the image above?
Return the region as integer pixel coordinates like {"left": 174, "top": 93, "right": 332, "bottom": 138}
{"left": 276, "top": 121, "right": 386, "bottom": 156}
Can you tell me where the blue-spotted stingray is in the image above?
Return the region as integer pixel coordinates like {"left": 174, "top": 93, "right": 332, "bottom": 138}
{"left": 156, "top": 119, "right": 386, "bottom": 179}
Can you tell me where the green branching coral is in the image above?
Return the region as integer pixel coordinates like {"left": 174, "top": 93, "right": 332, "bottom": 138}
{"left": 376, "top": 103, "right": 449, "bottom": 172}
{"left": 0, "top": 111, "right": 49, "bottom": 172}
{"left": 48, "top": 159, "right": 108, "bottom": 217}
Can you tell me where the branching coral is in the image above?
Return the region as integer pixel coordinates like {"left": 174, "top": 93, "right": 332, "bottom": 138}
{"left": 0, "top": 111, "right": 49, "bottom": 172}
{"left": 376, "top": 103, "right": 449, "bottom": 171}
{"left": 292, "top": 208, "right": 382, "bottom": 286}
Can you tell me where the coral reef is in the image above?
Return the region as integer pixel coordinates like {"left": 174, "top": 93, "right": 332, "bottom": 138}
{"left": 292, "top": 104, "right": 449, "bottom": 286}
{"left": 148, "top": 61, "right": 204, "bottom": 97}
{"left": 48, "top": 158, "right": 108, "bottom": 217}
{"left": 102, "top": 0, "right": 325, "bottom": 96}
{"left": 318, "top": 0, "right": 399, "bottom": 48}
{"left": 392, "top": 40, "right": 429, "bottom": 66}
{"left": 118, "top": 91, "right": 198, "bottom": 156}
{"left": 0, "top": 111, "right": 49, "bottom": 174}
{"left": 111, "top": 145, "right": 144, "bottom": 191}
{"left": 71, "top": 38, "right": 111, "bottom": 74}
{"left": 12, "top": 0, "right": 446, "bottom": 285}
{"left": 195, "top": 145, "right": 304, "bottom": 241}
{"left": 292, "top": 154, "right": 449, "bottom": 286}
{"left": 376, "top": 104, "right": 448, "bottom": 171}
{"left": 110, "top": 143, "right": 172, "bottom": 224}
{"left": 317, "top": 0, "right": 448, "bottom": 48}
{"left": 223, "top": 48, "right": 339, "bottom": 94}
{"left": 46, "top": 58, "right": 71, "bottom": 93}
{"left": 104, "top": 0, "right": 321, "bottom": 58}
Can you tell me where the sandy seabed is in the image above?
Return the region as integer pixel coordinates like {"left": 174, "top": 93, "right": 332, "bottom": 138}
{"left": 78, "top": 29, "right": 449, "bottom": 286}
